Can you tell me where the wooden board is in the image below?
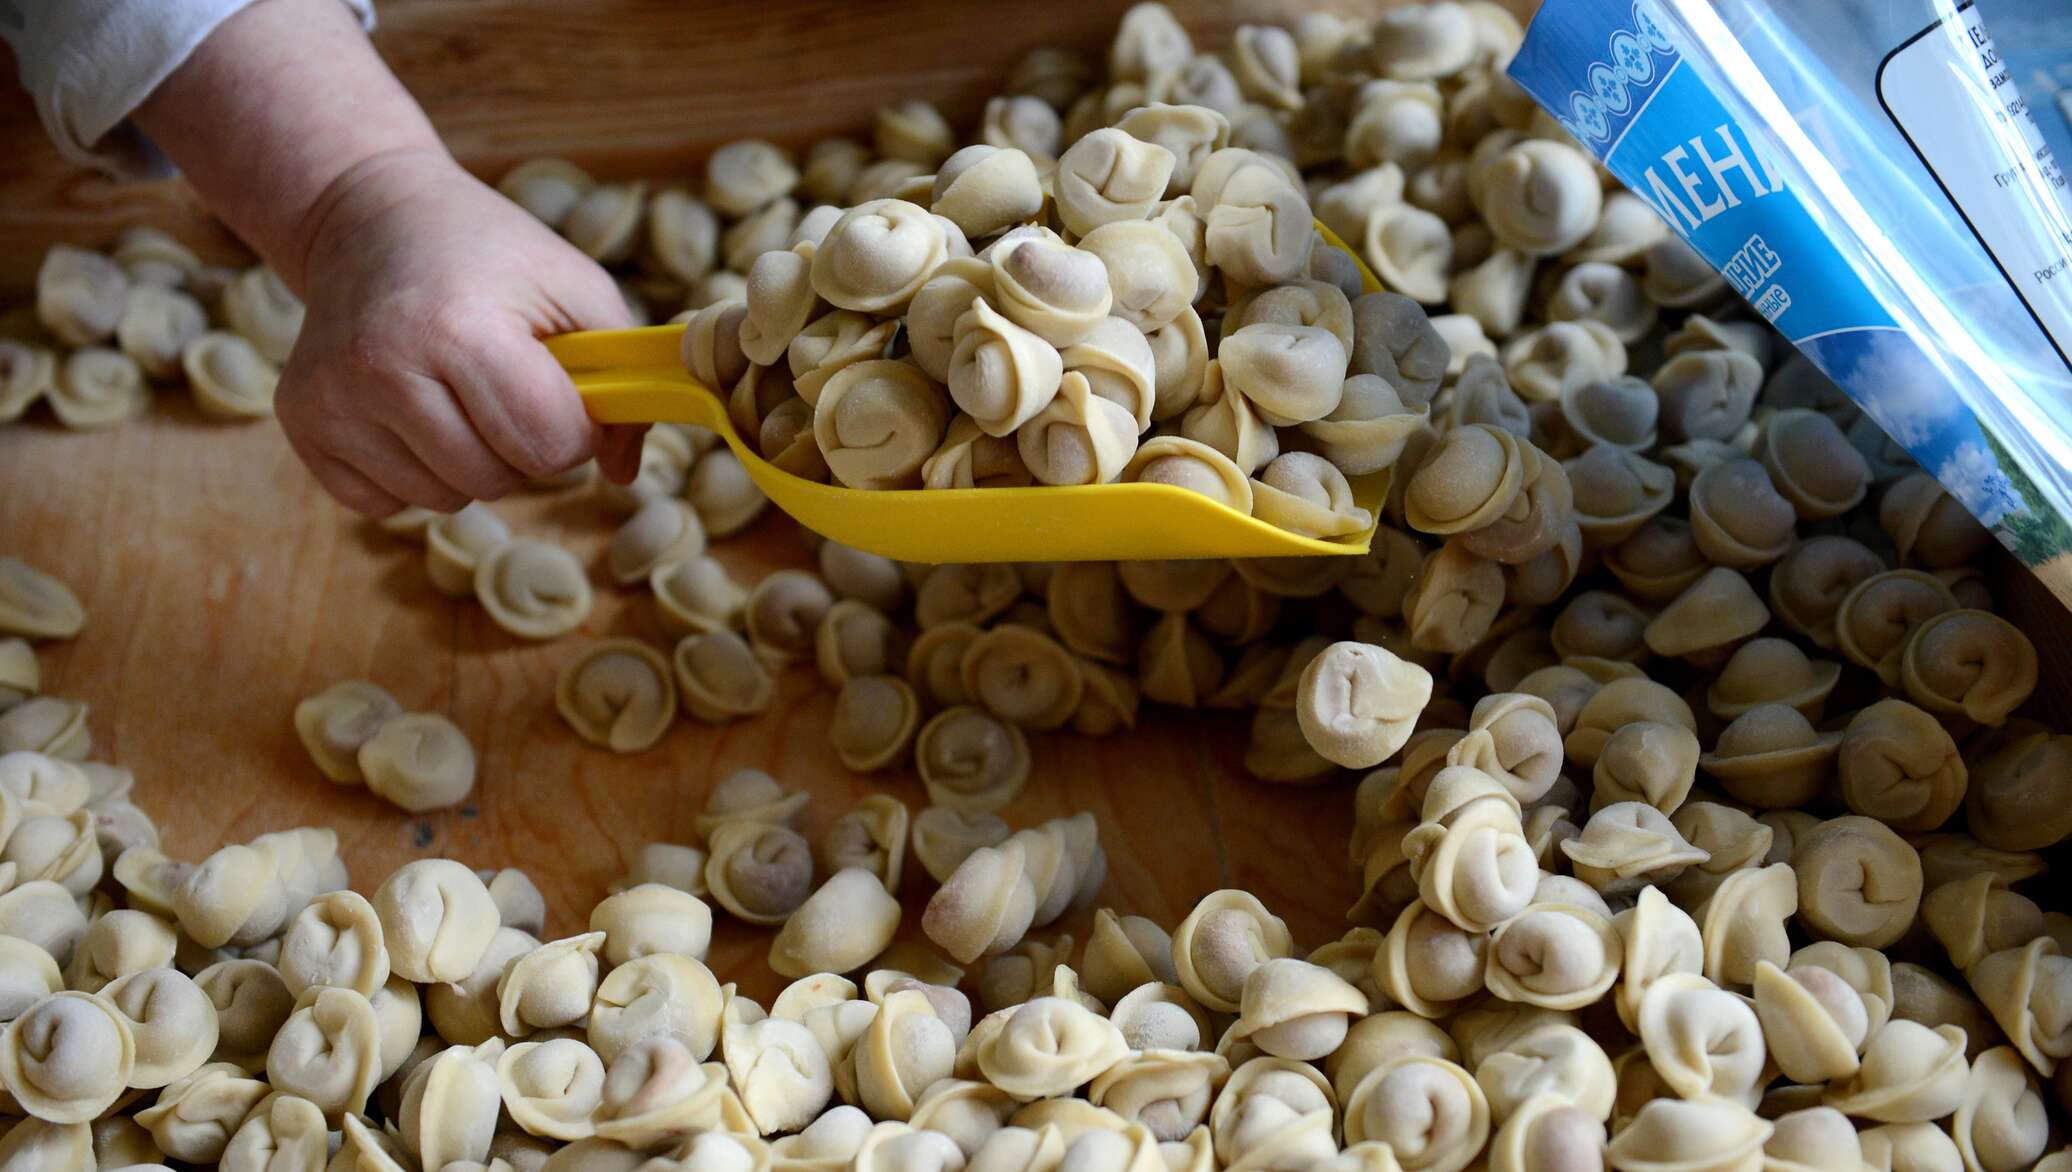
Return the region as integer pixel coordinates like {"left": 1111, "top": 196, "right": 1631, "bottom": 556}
{"left": 3, "top": 0, "right": 2069, "bottom": 1015}
{"left": 0, "top": 0, "right": 1526, "bottom": 295}
{"left": 0, "top": 0, "right": 1555, "bottom": 1000}
{"left": 0, "top": 400, "right": 1282, "bottom": 1001}
{"left": 14, "top": 391, "right": 2062, "bottom": 1007}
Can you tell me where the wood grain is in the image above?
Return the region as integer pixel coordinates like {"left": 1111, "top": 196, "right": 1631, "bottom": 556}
{"left": 0, "top": 0, "right": 1507, "bottom": 998}
{"left": 3, "top": 0, "right": 2068, "bottom": 1015}
{"left": 17, "top": 401, "right": 2056, "bottom": 1007}
{"left": 0, "top": 400, "right": 1276, "bottom": 1002}
{"left": 0, "top": 0, "right": 1514, "bottom": 294}
{"left": 10, "top": 409, "right": 2068, "bottom": 1002}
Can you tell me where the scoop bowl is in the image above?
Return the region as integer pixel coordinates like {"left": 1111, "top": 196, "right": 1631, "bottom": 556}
{"left": 549, "top": 221, "right": 1390, "bottom": 564}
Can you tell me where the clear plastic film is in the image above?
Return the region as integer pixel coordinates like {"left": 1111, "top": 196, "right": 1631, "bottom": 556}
{"left": 1980, "top": 1, "right": 2072, "bottom": 206}
{"left": 1510, "top": 0, "right": 2072, "bottom": 601}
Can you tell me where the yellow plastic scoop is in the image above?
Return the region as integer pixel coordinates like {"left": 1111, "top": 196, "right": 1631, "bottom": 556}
{"left": 548, "top": 222, "right": 1388, "bottom": 564}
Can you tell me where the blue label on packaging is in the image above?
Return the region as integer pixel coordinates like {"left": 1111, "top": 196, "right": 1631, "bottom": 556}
{"left": 1510, "top": 0, "right": 2064, "bottom": 562}
{"left": 1509, "top": 0, "right": 1897, "bottom": 344}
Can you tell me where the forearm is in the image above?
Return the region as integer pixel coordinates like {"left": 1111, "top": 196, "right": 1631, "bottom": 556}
{"left": 131, "top": 0, "right": 447, "bottom": 294}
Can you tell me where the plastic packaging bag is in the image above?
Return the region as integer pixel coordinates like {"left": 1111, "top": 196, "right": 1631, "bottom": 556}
{"left": 1510, "top": 0, "right": 2072, "bottom": 603}
{"left": 1982, "top": 0, "right": 2072, "bottom": 186}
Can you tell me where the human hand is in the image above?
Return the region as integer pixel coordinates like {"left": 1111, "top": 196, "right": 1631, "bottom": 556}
{"left": 274, "top": 149, "right": 645, "bottom": 515}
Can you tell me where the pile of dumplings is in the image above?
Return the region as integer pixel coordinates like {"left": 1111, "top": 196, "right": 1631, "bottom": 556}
{"left": 3, "top": 229, "right": 296, "bottom": 427}
{"left": 675, "top": 138, "right": 1408, "bottom": 531}
{"left": 666, "top": 58, "right": 1427, "bottom": 539}
{"left": 0, "top": 715, "right": 2069, "bottom": 1172}
{"left": 501, "top": 0, "right": 2072, "bottom": 1167}
{"left": 11, "top": 0, "right": 2072, "bottom": 1169}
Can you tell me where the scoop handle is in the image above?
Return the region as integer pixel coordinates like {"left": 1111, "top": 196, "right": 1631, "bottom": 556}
{"left": 542, "top": 323, "right": 684, "bottom": 372}
{"left": 569, "top": 370, "right": 732, "bottom": 430}
{"left": 544, "top": 324, "right": 732, "bottom": 431}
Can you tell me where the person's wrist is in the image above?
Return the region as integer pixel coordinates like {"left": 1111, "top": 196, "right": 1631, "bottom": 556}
{"left": 131, "top": 0, "right": 452, "bottom": 294}
{"left": 287, "top": 144, "right": 461, "bottom": 294}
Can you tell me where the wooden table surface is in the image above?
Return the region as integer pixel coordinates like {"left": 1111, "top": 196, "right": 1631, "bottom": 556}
{"left": 0, "top": 0, "right": 1505, "bottom": 1001}
{"left": 0, "top": 0, "right": 1482, "bottom": 294}
{"left": 5, "top": 0, "right": 2069, "bottom": 1009}
{"left": 0, "top": 396, "right": 1363, "bottom": 1001}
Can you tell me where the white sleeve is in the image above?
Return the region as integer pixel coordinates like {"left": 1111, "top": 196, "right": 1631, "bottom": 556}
{"left": 0, "top": 0, "right": 377, "bottom": 178}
